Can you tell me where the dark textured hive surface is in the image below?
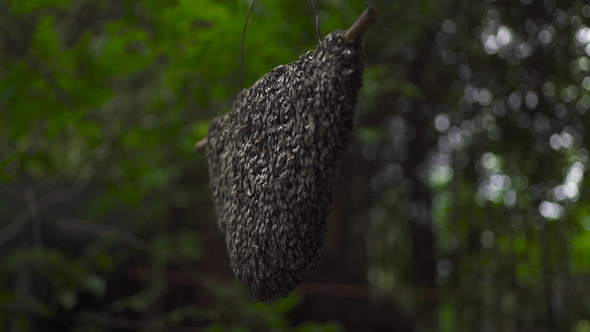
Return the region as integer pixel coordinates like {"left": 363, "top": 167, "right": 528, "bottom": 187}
{"left": 206, "top": 30, "right": 365, "bottom": 302}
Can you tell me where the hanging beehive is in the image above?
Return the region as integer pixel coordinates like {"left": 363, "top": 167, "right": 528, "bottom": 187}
{"left": 200, "top": 8, "right": 379, "bottom": 302}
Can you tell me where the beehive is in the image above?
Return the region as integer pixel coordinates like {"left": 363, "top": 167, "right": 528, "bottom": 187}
{"left": 204, "top": 9, "right": 377, "bottom": 301}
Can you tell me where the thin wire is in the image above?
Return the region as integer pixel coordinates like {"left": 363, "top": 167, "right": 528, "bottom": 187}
{"left": 240, "top": 0, "right": 320, "bottom": 91}
{"left": 310, "top": 0, "right": 321, "bottom": 43}
{"left": 239, "top": 0, "right": 256, "bottom": 92}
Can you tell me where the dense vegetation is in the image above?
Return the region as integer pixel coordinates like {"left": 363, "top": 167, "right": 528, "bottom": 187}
{"left": 1, "top": 0, "right": 590, "bottom": 331}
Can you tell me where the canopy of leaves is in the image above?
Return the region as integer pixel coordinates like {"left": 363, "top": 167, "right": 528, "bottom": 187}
{"left": 1, "top": 0, "right": 590, "bottom": 331}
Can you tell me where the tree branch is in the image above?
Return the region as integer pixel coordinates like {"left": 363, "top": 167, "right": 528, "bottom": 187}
{"left": 36, "top": 166, "right": 95, "bottom": 210}
{"left": 0, "top": 209, "right": 32, "bottom": 246}
{"left": 25, "top": 187, "right": 43, "bottom": 248}
{"left": 0, "top": 303, "right": 199, "bottom": 332}
{"left": 194, "top": 137, "right": 208, "bottom": 152}
{"left": 0, "top": 184, "right": 26, "bottom": 202}
{"left": 0, "top": 166, "right": 95, "bottom": 246}
{"left": 54, "top": 218, "right": 148, "bottom": 251}
{"left": 343, "top": 7, "right": 380, "bottom": 43}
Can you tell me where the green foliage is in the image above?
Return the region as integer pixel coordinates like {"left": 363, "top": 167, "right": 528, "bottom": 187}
{"left": 7, "top": 0, "right": 70, "bottom": 15}
{"left": 358, "top": 0, "right": 590, "bottom": 331}
{"left": 0, "top": 0, "right": 360, "bottom": 330}
{"left": 3, "top": 0, "right": 590, "bottom": 331}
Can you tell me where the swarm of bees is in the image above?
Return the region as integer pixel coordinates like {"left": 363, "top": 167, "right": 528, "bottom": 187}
{"left": 203, "top": 8, "right": 377, "bottom": 301}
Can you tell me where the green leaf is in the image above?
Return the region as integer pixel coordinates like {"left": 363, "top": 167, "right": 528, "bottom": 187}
{"left": 18, "top": 316, "right": 30, "bottom": 332}
{"left": 176, "top": 232, "right": 203, "bottom": 260}
{"left": 355, "top": 127, "right": 386, "bottom": 144}
{"left": 96, "top": 253, "right": 113, "bottom": 271}
{"left": 60, "top": 291, "right": 78, "bottom": 310}
{"left": 272, "top": 293, "right": 301, "bottom": 314}
{"left": 83, "top": 275, "right": 107, "bottom": 299}
{"left": 8, "top": 0, "right": 70, "bottom": 14}
{"left": 208, "top": 324, "right": 226, "bottom": 332}
{"left": 32, "top": 16, "right": 59, "bottom": 57}
{"left": 194, "top": 121, "right": 210, "bottom": 140}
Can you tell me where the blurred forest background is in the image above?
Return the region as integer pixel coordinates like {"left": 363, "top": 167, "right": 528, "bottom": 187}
{"left": 1, "top": 0, "right": 590, "bottom": 331}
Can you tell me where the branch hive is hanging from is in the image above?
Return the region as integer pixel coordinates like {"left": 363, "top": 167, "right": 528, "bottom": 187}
{"left": 205, "top": 8, "right": 378, "bottom": 302}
